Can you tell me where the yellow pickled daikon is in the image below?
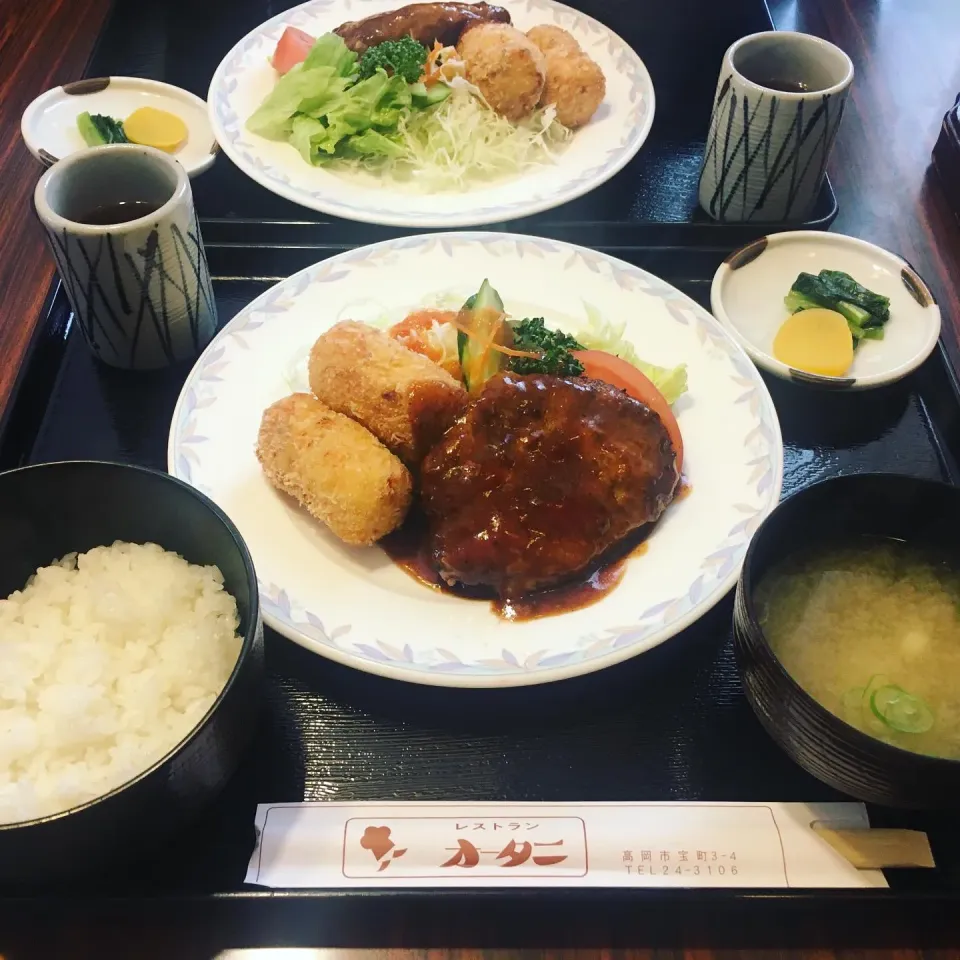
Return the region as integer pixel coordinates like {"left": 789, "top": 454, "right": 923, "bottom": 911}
{"left": 773, "top": 308, "right": 854, "bottom": 377}
{"left": 123, "top": 107, "right": 188, "bottom": 153}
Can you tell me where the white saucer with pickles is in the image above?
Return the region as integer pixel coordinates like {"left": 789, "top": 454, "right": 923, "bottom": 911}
{"left": 711, "top": 231, "right": 942, "bottom": 389}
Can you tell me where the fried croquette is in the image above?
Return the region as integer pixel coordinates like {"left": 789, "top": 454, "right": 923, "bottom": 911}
{"left": 257, "top": 393, "right": 413, "bottom": 546}
{"left": 536, "top": 49, "right": 606, "bottom": 129}
{"left": 525, "top": 24, "right": 580, "bottom": 57}
{"left": 457, "top": 22, "right": 546, "bottom": 122}
{"left": 308, "top": 321, "right": 468, "bottom": 467}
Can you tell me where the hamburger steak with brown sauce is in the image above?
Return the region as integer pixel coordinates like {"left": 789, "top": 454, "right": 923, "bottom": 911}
{"left": 420, "top": 372, "right": 680, "bottom": 598}
{"left": 335, "top": 2, "right": 511, "bottom": 54}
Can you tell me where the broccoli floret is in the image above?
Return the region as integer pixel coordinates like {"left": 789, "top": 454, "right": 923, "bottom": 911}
{"left": 357, "top": 37, "right": 428, "bottom": 84}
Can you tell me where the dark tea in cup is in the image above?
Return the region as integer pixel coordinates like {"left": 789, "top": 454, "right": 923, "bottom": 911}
{"left": 76, "top": 199, "right": 164, "bottom": 226}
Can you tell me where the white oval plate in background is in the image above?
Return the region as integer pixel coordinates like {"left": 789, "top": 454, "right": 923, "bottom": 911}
{"left": 711, "top": 231, "right": 941, "bottom": 390}
{"left": 207, "top": 0, "right": 654, "bottom": 227}
{"left": 168, "top": 233, "right": 783, "bottom": 687}
{"left": 21, "top": 77, "right": 218, "bottom": 178}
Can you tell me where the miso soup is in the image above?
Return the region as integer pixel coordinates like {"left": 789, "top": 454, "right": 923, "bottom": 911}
{"left": 755, "top": 540, "right": 960, "bottom": 760}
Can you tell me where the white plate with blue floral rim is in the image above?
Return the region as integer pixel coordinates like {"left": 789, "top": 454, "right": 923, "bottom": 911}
{"left": 207, "top": 0, "right": 654, "bottom": 227}
{"left": 168, "top": 233, "right": 783, "bottom": 687}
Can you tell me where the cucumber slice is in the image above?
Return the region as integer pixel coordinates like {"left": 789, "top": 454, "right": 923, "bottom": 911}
{"left": 411, "top": 82, "right": 451, "bottom": 107}
{"left": 458, "top": 279, "right": 507, "bottom": 393}
{"left": 423, "top": 83, "right": 452, "bottom": 106}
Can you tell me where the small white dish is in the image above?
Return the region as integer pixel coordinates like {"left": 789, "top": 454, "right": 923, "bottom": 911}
{"left": 711, "top": 230, "right": 941, "bottom": 389}
{"left": 21, "top": 77, "right": 218, "bottom": 179}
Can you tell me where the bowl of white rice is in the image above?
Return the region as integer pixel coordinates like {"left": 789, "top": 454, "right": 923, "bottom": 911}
{"left": 0, "top": 460, "right": 262, "bottom": 882}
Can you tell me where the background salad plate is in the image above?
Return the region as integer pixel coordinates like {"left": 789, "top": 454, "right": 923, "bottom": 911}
{"left": 207, "top": 0, "right": 655, "bottom": 227}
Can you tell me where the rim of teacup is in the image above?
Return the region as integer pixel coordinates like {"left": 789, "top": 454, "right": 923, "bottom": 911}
{"left": 724, "top": 30, "right": 854, "bottom": 100}
{"left": 33, "top": 143, "right": 189, "bottom": 236}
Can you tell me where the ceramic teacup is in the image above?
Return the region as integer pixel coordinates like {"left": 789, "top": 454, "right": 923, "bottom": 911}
{"left": 34, "top": 144, "right": 217, "bottom": 370}
{"left": 698, "top": 31, "right": 854, "bottom": 223}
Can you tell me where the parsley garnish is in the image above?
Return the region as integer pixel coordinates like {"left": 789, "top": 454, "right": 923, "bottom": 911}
{"left": 508, "top": 318, "right": 584, "bottom": 377}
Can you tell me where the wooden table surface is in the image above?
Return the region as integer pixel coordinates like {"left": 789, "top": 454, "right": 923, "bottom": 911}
{"left": 0, "top": 0, "right": 113, "bottom": 426}
{"left": 1, "top": 0, "right": 960, "bottom": 955}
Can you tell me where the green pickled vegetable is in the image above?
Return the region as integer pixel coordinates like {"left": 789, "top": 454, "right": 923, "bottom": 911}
{"left": 77, "top": 112, "right": 128, "bottom": 146}
{"left": 784, "top": 269, "right": 891, "bottom": 346}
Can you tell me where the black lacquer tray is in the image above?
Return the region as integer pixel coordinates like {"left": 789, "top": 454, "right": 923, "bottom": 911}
{"left": 5, "top": 0, "right": 960, "bottom": 949}
{"left": 2, "top": 234, "right": 960, "bottom": 948}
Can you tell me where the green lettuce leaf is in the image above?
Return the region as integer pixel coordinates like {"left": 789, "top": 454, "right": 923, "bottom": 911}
{"left": 575, "top": 302, "right": 688, "bottom": 405}
{"left": 246, "top": 64, "right": 350, "bottom": 140}
{"left": 289, "top": 115, "right": 328, "bottom": 163}
{"left": 310, "top": 70, "right": 412, "bottom": 157}
{"left": 303, "top": 33, "right": 359, "bottom": 76}
{"left": 246, "top": 27, "right": 415, "bottom": 162}
{"left": 246, "top": 33, "right": 359, "bottom": 141}
{"left": 339, "top": 128, "right": 405, "bottom": 160}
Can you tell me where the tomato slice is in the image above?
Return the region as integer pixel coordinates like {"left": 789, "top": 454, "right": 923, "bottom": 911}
{"left": 272, "top": 27, "right": 316, "bottom": 75}
{"left": 387, "top": 310, "right": 462, "bottom": 379}
{"left": 573, "top": 349, "right": 683, "bottom": 472}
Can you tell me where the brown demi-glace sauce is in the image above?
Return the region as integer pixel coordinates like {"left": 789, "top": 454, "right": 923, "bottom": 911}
{"left": 380, "top": 480, "right": 688, "bottom": 621}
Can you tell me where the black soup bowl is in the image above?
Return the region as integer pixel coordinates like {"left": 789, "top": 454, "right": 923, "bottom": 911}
{"left": 734, "top": 472, "right": 960, "bottom": 810}
{"left": 0, "top": 461, "right": 263, "bottom": 883}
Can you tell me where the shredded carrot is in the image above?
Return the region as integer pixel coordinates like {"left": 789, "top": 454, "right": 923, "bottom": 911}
{"left": 488, "top": 342, "right": 541, "bottom": 360}
{"left": 422, "top": 41, "right": 444, "bottom": 86}
{"left": 453, "top": 308, "right": 540, "bottom": 360}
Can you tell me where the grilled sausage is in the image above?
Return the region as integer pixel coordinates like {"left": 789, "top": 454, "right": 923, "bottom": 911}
{"left": 334, "top": 2, "right": 511, "bottom": 55}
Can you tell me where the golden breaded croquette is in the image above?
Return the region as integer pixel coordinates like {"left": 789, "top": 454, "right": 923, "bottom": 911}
{"left": 537, "top": 51, "right": 606, "bottom": 129}
{"left": 526, "top": 24, "right": 581, "bottom": 58}
{"left": 309, "top": 321, "right": 467, "bottom": 467}
{"left": 257, "top": 393, "right": 412, "bottom": 547}
{"left": 457, "top": 22, "right": 546, "bottom": 122}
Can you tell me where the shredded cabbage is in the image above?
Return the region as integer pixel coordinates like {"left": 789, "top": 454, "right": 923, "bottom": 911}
{"left": 575, "top": 303, "right": 689, "bottom": 405}
{"left": 419, "top": 319, "right": 460, "bottom": 371}
{"left": 331, "top": 87, "right": 572, "bottom": 191}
